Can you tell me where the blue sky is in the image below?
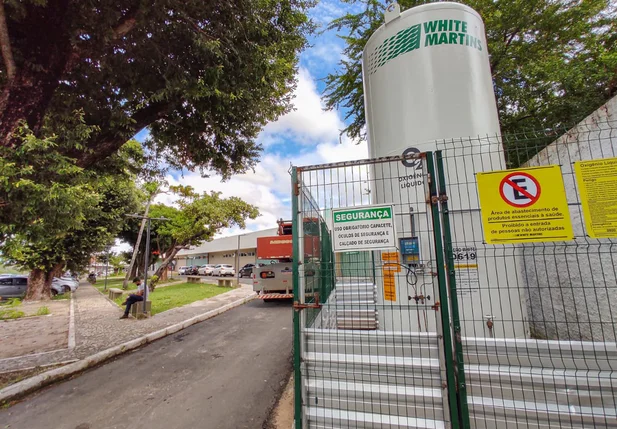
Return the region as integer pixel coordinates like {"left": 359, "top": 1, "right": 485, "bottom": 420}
{"left": 150, "top": 0, "right": 371, "bottom": 239}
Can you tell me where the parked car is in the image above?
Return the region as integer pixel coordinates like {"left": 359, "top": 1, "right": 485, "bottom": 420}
{"left": 0, "top": 275, "right": 25, "bottom": 299}
{"left": 178, "top": 266, "right": 189, "bottom": 275}
{"left": 0, "top": 275, "right": 63, "bottom": 299}
{"left": 238, "top": 264, "right": 255, "bottom": 278}
{"left": 198, "top": 265, "right": 216, "bottom": 276}
{"left": 212, "top": 264, "right": 235, "bottom": 277}
{"left": 53, "top": 276, "right": 79, "bottom": 293}
{"left": 188, "top": 266, "right": 200, "bottom": 275}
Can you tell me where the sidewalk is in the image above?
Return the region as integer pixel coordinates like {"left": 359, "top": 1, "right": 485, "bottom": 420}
{"left": 0, "top": 282, "right": 256, "bottom": 375}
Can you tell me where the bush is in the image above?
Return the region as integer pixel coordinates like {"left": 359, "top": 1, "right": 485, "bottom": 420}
{"left": 149, "top": 275, "right": 159, "bottom": 292}
{"left": 4, "top": 298, "right": 22, "bottom": 307}
{"left": 0, "top": 309, "right": 25, "bottom": 320}
{"left": 36, "top": 306, "right": 50, "bottom": 316}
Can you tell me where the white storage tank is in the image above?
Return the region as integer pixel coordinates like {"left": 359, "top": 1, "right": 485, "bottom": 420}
{"left": 362, "top": 2, "right": 528, "bottom": 338}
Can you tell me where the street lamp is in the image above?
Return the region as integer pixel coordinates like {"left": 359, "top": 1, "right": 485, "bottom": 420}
{"left": 103, "top": 245, "right": 112, "bottom": 292}
{"left": 235, "top": 232, "right": 248, "bottom": 282}
{"left": 125, "top": 214, "right": 169, "bottom": 314}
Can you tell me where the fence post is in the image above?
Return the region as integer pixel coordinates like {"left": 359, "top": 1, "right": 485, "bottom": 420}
{"left": 426, "top": 151, "right": 461, "bottom": 429}
{"left": 291, "top": 166, "right": 303, "bottom": 429}
{"left": 435, "top": 150, "right": 471, "bottom": 429}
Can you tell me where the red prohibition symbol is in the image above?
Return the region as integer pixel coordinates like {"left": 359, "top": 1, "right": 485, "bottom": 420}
{"left": 499, "top": 172, "right": 541, "bottom": 208}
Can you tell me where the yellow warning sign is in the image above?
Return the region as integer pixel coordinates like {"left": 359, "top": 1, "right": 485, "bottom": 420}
{"left": 477, "top": 165, "right": 574, "bottom": 244}
{"left": 383, "top": 269, "right": 396, "bottom": 301}
{"left": 381, "top": 252, "right": 398, "bottom": 261}
{"left": 574, "top": 157, "right": 617, "bottom": 238}
{"left": 381, "top": 252, "right": 401, "bottom": 272}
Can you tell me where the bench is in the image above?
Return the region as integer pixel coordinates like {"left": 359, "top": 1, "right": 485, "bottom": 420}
{"left": 217, "top": 278, "right": 234, "bottom": 287}
{"left": 186, "top": 276, "right": 201, "bottom": 284}
{"left": 130, "top": 300, "right": 152, "bottom": 319}
{"left": 108, "top": 288, "right": 123, "bottom": 300}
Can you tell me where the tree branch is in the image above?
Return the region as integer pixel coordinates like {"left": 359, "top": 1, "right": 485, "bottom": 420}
{"left": 75, "top": 99, "right": 171, "bottom": 168}
{"left": 177, "top": 14, "right": 216, "bottom": 41}
{"left": 491, "top": 28, "right": 521, "bottom": 74}
{"left": 111, "top": 6, "right": 141, "bottom": 40}
{"left": 0, "top": 0, "right": 16, "bottom": 80}
{"left": 67, "top": 5, "right": 142, "bottom": 72}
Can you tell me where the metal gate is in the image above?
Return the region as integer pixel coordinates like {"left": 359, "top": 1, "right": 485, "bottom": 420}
{"left": 292, "top": 123, "right": 617, "bottom": 429}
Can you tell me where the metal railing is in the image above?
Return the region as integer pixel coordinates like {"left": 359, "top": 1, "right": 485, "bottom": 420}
{"left": 292, "top": 118, "right": 617, "bottom": 429}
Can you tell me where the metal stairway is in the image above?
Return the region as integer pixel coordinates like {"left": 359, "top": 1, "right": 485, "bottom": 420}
{"left": 302, "top": 329, "right": 447, "bottom": 429}
{"left": 333, "top": 279, "right": 379, "bottom": 330}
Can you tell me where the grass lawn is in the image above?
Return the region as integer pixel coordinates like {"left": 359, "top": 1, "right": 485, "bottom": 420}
{"left": 94, "top": 276, "right": 181, "bottom": 293}
{"left": 112, "top": 282, "right": 230, "bottom": 315}
{"left": 0, "top": 264, "right": 27, "bottom": 275}
{"left": 52, "top": 292, "right": 71, "bottom": 300}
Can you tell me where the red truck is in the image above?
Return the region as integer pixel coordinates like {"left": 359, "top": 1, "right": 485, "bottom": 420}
{"left": 253, "top": 219, "right": 320, "bottom": 301}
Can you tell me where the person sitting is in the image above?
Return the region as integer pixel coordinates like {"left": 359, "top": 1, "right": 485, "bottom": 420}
{"left": 120, "top": 277, "right": 146, "bottom": 319}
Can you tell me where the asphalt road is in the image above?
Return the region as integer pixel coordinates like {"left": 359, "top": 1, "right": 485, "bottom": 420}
{"left": 0, "top": 300, "right": 293, "bottom": 429}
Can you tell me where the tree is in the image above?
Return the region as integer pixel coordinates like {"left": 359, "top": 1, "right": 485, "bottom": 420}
{"left": 122, "top": 183, "right": 158, "bottom": 289}
{"left": 146, "top": 187, "right": 259, "bottom": 279}
{"left": 109, "top": 253, "right": 126, "bottom": 274}
{"left": 0, "top": 0, "right": 313, "bottom": 177}
{"left": 323, "top": 0, "right": 617, "bottom": 145}
{"left": 0, "top": 131, "right": 141, "bottom": 300}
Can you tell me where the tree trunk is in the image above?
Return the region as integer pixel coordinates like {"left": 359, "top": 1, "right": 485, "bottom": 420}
{"left": 25, "top": 269, "right": 51, "bottom": 301}
{"left": 24, "top": 261, "right": 62, "bottom": 301}
{"left": 154, "top": 247, "right": 181, "bottom": 279}
{"left": 129, "top": 252, "right": 141, "bottom": 279}
{"left": 0, "top": 0, "right": 73, "bottom": 146}
{"left": 123, "top": 197, "right": 152, "bottom": 289}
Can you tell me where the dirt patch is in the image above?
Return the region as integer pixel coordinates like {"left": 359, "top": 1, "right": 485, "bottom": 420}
{"left": 0, "top": 363, "right": 69, "bottom": 391}
{"left": 0, "top": 300, "right": 70, "bottom": 359}
{"left": 267, "top": 374, "right": 294, "bottom": 429}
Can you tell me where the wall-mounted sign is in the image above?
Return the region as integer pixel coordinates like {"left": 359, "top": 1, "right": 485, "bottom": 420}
{"left": 477, "top": 166, "right": 573, "bottom": 244}
{"left": 332, "top": 205, "right": 396, "bottom": 252}
{"left": 574, "top": 157, "right": 617, "bottom": 239}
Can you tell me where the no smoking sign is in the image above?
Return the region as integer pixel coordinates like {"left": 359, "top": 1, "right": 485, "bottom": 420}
{"left": 499, "top": 172, "right": 541, "bottom": 208}
{"left": 477, "top": 165, "right": 573, "bottom": 244}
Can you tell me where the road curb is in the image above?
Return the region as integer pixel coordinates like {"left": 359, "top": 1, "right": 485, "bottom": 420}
{"left": 0, "top": 292, "right": 256, "bottom": 405}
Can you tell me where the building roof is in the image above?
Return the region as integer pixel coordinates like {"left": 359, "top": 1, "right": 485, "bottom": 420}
{"left": 176, "top": 228, "right": 278, "bottom": 256}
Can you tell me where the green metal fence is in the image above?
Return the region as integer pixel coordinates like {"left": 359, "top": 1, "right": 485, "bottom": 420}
{"left": 292, "top": 119, "right": 617, "bottom": 429}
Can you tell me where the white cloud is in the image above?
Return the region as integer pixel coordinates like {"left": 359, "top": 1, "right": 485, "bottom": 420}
{"left": 112, "top": 239, "right": 132, "bottom": 254}
{"left": 311, "top": 0, "right": 346, "bottom": 24}
{"left": 157, "top": 168, "right": 288, "bottom": 235}
{"left": 160, "top": 68, "right": 369, "bottom": 238}
{"left": 303, "top": 42, "right": 344, "bottom": 69}
{"left": 259, "top": 68, "right": 343, "bottom": 146}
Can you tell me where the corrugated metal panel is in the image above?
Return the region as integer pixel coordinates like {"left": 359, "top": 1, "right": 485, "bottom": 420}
{"left": 303, "top": 329, "right": 446, "bottom": 429}
{"left": 465, "top": 337, "right": 617, "bottom": 429}
{"left": 302, "top": 328, "right": 617, "bottom": 429}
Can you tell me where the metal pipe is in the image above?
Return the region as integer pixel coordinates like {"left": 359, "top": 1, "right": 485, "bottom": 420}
{"left": 143, "top": 218, "right": 151, "bottom": 313}
{"left": 236, "top": 234, "right": 240, "bottom": 280}
{"left": 104, "top": 248, "right": 110, "bottom": 292}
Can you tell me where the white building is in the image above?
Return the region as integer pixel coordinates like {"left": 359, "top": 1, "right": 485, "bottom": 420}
{"left": 174, "top": 228, "right": 278, "bottom": 271}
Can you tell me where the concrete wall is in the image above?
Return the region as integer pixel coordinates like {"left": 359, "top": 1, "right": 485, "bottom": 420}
{"left": 523, "top": 96, "right": 617, "bottom": 341}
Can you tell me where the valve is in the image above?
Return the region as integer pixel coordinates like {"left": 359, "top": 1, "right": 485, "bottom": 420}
{"left": 408, "top": 294, "right": 431, "bottom": 304}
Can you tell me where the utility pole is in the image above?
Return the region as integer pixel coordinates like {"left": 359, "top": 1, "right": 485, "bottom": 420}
{"left": 123, "top": 197, "right": 153, "bottom": 289}
{"left": 104, "top": 246, "right": 111, "bottom": 292}
{"left": 235, "top": 234, "right": 240, "bottom": 278}
{"left": 125, "top": 214, "right": 168, "bottom": 314}
{"left": 235, "top": 233, "right": 247, "bottom": 281}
